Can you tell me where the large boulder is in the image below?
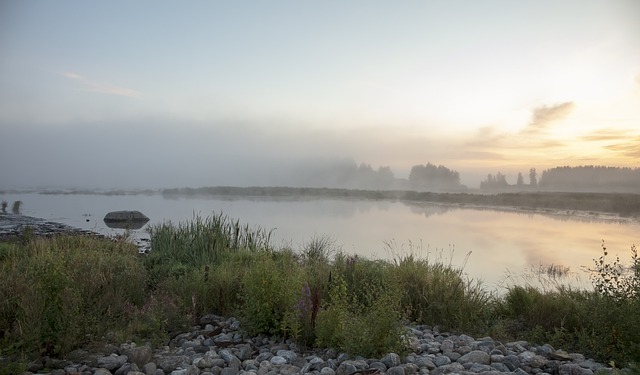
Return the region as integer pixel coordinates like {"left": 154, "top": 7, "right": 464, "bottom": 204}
{"left": 103, "top": 210, "right": 149, "bottom": 229}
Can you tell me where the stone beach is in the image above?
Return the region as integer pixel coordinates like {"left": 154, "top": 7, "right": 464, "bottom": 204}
{"left": 20, "top": 314, "right": 611, "bottom": 375}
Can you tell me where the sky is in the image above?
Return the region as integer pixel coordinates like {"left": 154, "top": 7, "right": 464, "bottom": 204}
{"left": 1, "top": 1, "right": 639, "bottom": 189}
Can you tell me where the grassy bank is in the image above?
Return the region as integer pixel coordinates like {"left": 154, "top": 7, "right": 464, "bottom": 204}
{"left": 1, "top": 213, "right": 639, "bottom": 371}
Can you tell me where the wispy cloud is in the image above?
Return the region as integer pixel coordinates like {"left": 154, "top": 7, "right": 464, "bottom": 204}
{"left": 525, "top": 102, "right": 574, "bottom": 133}
{"left": 605, "top": 136, "right": 640, "bottom": 158}
{"left": 580, "top": 128, "right": 633, "bottom": 142}
{"left": 63, "top": 72, "right": 142, "bottom": 98}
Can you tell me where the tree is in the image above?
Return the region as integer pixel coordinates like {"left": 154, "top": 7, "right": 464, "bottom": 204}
{"left": 516, "top": 172, "right": 524, "bottom": 186}
{"left": 409, "top": 163, "right": 461, "bottom": 191}
{"left": 529, "top": 168, "right": 537, "bottom": 186}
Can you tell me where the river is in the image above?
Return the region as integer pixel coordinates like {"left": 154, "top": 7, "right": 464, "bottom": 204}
{"left": 1, "top": 191, "right": 638, "bottom": 290}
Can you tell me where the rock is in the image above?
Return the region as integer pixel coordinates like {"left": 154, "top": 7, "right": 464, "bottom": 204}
{"left": 143, "top": 362, "right": 157, "bottom": 375}
{"left": 560, "top": 363, "right": 594, "bottom": 375}
{"left": 270, "top": 356, "right": 287, "bottom": 365}
{"left": 275, "top": 350, "right": 297, "bottom": 363}
{"left": 94, "top": 369, "right": 113, "bottom": 375}
{"left": 430, "top": 362, "right": 465, "bottom": 375}
{"left": 381, "top": 353, "right": 401, "bottom": 368}
{"left": 457, "top": 350, "right": 490, "bottom": 365}
{"left": 279, "top": 364, "right": 301, "bottom": 375}
{"left": 579, "top": 360, "right": 607, "bottom": 371}
{"left": 388, "top": 366, "right": 405, "bottom": 375}
{"left": 123, "top": 345, "right": 153, "bottom": 368}
{"left": 156, "top": 355, "right": 191, "bottom": 372}
{"left": 336, "top": 362, "right": 357, "bottom": 375}
{"left": 114, "top": 363, "right": 133, "bottom": 375}
{"left": 97, "top": 355, "right": 128, "bottom": 371}
{"left": 221, "top": 367, "right": 239, "bottom": 375}
{"left": 103, "top": 210, "right": 150, "bottom": 229}
{"left": 433, "top": 355, "right": 451, "bottom": 367}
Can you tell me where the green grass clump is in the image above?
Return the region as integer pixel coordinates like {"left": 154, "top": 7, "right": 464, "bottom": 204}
{"left": 0, "top": 235, "right": 147, "bottom": 357}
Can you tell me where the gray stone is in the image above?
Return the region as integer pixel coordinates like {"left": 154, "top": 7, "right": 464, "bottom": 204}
{"left": 579, "top": 360, "right": 606, "bottom": 371}
{"left": 413, "top": 357, "right": 435, "bottom": 370}
{"left": 457, "top": 350, "right": 490, "bottom": 365}
{"left": 308, "top": 356, "right": 325, "bottom": 371}
{"left": 467, "top": 363, "right": 493, "bottom": 372}
{"left": 195, "top": 357, "right": 214, "bottom": 369}
{"left": 433, "top": 355, "right": 451, "bottom": 367}
{"left": 157, "top": 356, "right": 191, "bottom": 372}
{"left": 320, "top": 368, "right": 336, "bottom": 375}
{"left": 238, "top": 344, "right": 253, "bottom": 361}
{"left": 143, "top": 362, "right": 157, "bottom": 375}
{"left": 94, "top": 369, "right": 113, "bottom": 375}
{"left": 270, "top": 356, "right": 287, "bottom": 365}
{"left": 388, "top": 366, "right": 405, "bottom": 375}
{"left": 560, "top": 364, "right": 594, "bottom": 375}
{"left": 402, "top": 363, "right": 419, "bottom": 375}
{"left": 278, "top": 364, "right": 301, "bottom": 375}
{"left": 221, "top": 367, "right": 239, "bottom": 375}
{"left": 369, "top": 361, "right": 387, "bottom": 372}
{"left": 491, "top": 363, "right": 511, "bottom": 372}
{"left": 103, "top": 210, "right": 150, "bottom": 229}
{"left": 114, "top": 363, "right": 133, "bottom": 375}
{"left": 256, "top": 352, "right": 273, "bottom": 362}
{"left": 382, "top": 353, "right": 402, "bottom": 368}
{"left": 124, "top": 345, "right": 153, "bottom": 368}
{"left": 276, "top": 350, "right": 297, "bottom": 363}
{"left": 503, "top": 355, "right": 521, "bottom": 371}
{"left": 210, "top": 359, "right": 228, "bottom": 368}
{"left": 97, "top": 355, "right": 128, "bottom": 371}
{"left": 514, "top": 368, "right": 530, "bottom": 375}
{"left": 220, "top": 349, "right": 239, "bottom": 364}
{"left": 440, "top": 339, "right": 454, "bottom": 353}
{"left": 443, "top": 352, "right": 460, "bottom": 362}
{"left": 430, "top": 362, "right": 465, "bottom": 375}
{"left": 336, "top": 362, "right": 357, "bottom": 375}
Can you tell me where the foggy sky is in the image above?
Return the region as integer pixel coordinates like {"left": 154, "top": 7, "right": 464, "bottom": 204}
{"left": 1, "top": 1, "right": 639, "bottom": 190}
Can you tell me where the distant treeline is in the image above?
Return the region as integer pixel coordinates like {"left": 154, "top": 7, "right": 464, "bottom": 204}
{"left": 162, "top": 186, "right": 640, "bottom": 218}
{"left": 539, "top": 166, "right": 640, "bottom": 192}
{"left": 481, "top": 166, "right": 640, "bottom": 193}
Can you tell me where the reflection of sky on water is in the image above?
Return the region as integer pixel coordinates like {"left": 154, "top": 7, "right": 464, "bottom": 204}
{"left": 1, "top": 192, "right": 637, "bottom": 290}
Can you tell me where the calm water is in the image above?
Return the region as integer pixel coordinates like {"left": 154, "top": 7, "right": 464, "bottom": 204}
{"left": 2, "top": 192, "right": 638, "bottom": 289}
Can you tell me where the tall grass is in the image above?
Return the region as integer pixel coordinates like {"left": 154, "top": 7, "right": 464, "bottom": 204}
{"left": 0, "top": 235, "right": 147, "bottom": 357}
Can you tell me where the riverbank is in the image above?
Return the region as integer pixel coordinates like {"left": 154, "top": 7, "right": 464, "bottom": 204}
{"left": 162, "top": 187, "right": 640, "bottom": 220}
{"left": 1, "top": 213, "right": 638, "bottom": 372}
{"left": 0, "top": 212, "right": 106, "bottom": 241}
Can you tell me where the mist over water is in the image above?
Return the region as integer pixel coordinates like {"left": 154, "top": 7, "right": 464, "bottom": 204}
{"left": 2, "top": 192, "right": 637, "bottom": 289}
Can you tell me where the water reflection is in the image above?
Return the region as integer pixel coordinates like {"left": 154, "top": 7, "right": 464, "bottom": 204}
{"left": 1, "top": 192, "right": 637, "bottom": 289}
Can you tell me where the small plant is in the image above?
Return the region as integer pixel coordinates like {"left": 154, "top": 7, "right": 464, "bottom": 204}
{"left": 11, "top": 201, "right": 22, "bottom": 214}
{"left": 591, "top": 241, "right": 639, "bottom": 300}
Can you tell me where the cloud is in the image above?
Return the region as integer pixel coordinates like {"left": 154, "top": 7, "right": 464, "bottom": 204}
{"left": 605, "top": 136, "right": 640, "bottom": 158}
{"left": 580, "top": 128, "right": 633, "bottom": 142}
{"left": 63, "top": 72, "right": 142, "bottom": 98}
{"left": 526, "top": 102, "right": 574, "bottom": 133}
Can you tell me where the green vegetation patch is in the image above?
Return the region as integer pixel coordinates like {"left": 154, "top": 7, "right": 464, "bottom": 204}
{"left": 1, "top": 213, "right": 639, "bottom": 368}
